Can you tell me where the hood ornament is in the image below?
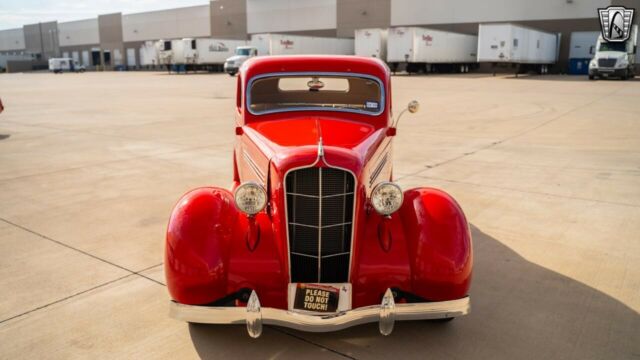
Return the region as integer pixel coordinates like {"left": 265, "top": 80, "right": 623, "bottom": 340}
{"left": 317, "top": 137, "right": 324, "bottom": 159}
{"left": 316, "top": 119, "right": 324, "bottom": 160}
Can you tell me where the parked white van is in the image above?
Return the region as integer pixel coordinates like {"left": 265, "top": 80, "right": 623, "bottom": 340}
{"left": 49, "top": 58, "right": 85, "bottom": 73}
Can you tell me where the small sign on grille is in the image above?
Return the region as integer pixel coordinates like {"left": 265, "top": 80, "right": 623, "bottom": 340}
{"left": 288, "top": 283, "right": 352, "bottom": 314}
{"left": 294, "top": 284, "right": 339, "bottom": 313}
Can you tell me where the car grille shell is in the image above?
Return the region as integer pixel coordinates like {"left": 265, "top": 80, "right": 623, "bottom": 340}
{"left": 285, "top": 167, "right": 355, "bottom": 283}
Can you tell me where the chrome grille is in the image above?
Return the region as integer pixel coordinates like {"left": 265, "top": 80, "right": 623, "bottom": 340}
{"left": 286, "top": 167, "right": 355, "bottom": 283}
{"left": 598, "top": 59, "right": 617, "bottom": 68}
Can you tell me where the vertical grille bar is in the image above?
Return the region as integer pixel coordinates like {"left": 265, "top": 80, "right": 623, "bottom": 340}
{"left": 286, "top": 167, "right": 354, "bottom": 283}
{"left": 317, "top": 167, "right": 322, "bottom": 283}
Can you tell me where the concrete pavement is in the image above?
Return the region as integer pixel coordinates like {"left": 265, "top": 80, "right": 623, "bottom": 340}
{"left": 0, "top": 72, "right": 638, "bottom": 359}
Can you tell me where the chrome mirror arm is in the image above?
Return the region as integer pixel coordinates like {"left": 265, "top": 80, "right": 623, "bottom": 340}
{"left": 392, "top": 100, "right": 420, "bottom": 128}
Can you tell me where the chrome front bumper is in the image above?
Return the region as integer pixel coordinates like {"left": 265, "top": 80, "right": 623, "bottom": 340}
{"left": 170, "top": 289, "right": 470, "bottom": 337}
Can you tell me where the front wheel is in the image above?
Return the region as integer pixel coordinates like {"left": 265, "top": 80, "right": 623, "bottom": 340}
{"left": 589, "top": 74, "right": 595, "bottom": 80}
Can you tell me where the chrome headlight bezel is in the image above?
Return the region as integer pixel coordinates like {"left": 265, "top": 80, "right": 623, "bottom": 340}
{"left": 371, "top": 182, "right": 404, "bottom": 216}
{"left": 234, "top": 182, "right": 267, "bottom": 215}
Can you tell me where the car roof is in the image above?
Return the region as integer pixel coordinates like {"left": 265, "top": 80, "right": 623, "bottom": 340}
{"left": 240, "top": 55, "right": 390, "bottom": 83}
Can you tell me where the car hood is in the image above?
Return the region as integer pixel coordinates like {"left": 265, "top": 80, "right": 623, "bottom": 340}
{"left": 243, "top": 117, "right": 387, "bottom": 179}
{"left": 594, "top": 51, "right": 626, "bottom": 60}
{"left": 226, "top": 55, "right": 248, "bottom": 63}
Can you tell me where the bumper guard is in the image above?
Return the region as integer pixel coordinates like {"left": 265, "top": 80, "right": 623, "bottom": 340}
{"left": 170, "top": 289, "right": 470, "bottom": 337}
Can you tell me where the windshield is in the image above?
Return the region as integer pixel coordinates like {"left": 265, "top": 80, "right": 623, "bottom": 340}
{"left": 248, "top": 74, "right": 384, "bottom": 116}
{"left": 599, "top": 41, "right": 626, "bottom": 52}
{"left": 236, "top": 48, "right": 252, "bottom": 56}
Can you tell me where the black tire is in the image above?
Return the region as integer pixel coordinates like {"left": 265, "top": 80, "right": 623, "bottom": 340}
{"left": 589, "top": 75, "right": 595, "bottom": 80}
{"left": 429, "top": 317, "right": 455, "bottom": 323}
{"left": 227, "top": 72, "right": 237, "bottom": 77}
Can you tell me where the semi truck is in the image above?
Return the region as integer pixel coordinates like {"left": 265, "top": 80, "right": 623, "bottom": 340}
{"left": 588, "top": 24, "right": 638, "bottom": 80}
{"left": 223, "top": 34, "right": 355, "bottom": 75}
{"left": 387, "top": 27, "right": 478, "bottom": 73}
{"left": 477, "top": 23, "right": 560, "bottom": 75}
{"left": 355, "top": 28, "right": 388, "bottom": 61}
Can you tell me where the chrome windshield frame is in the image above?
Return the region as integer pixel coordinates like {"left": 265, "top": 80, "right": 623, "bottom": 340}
{"left": 246, "top": 71, "right": 386, "bottom": 117}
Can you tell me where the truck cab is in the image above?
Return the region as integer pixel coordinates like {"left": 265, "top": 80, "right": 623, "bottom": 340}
{"left": 224, "top": 46, "right": 258, "bottom": 76}
{"left": 589, "top": 25, "right": 638, "bottom": 80}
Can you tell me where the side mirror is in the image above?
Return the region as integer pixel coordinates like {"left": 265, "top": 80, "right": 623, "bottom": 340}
{"left": 407, "top": 100, "right": 420, "bottom": 114}
{"left": 390, "top": 100, "right": 420, "bottom": 136}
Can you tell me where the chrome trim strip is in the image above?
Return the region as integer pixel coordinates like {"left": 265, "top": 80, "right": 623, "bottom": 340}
{"left": 242, "top": 150, "right": 265, "bottom": 184}
{"left": 321, "top": 251, "right": 351, "bottom": 259}
{"left": 289, "top": 222, "right": 353, "bottom": 229}
{"left": 169, "top": 296, "right": 470, "bottom": 333}
{"left": 289, "top": 222, "right": 318, "bottom": 229}
{"left": 369, "top": 153, "right": 388, "bottom": 186}
{"left": 246, "top": 72, "right": 386, "bottom": 117}
{"left": 317, "top": 167, "right": 323, "bottom": 283}
{"left": 291, "top": 251, "right": 318, "bottom": 259}
{"left": 287, "top": 192, "right": 354, "bottom": 199}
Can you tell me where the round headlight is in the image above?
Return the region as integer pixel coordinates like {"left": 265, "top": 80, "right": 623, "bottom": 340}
{"left": 371, "top": 182, "right": 403, "bottom": 216}
{"left": 234, "top": 182, "right": 267, "bottom": 215}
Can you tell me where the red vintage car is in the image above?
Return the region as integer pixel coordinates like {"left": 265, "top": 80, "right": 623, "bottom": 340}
{"left": 165, "top": 56, "right": 472, "bottom": 337}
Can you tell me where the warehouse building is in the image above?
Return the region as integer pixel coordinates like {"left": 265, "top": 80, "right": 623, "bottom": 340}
{"left": 1, "top": 0, "right": 639, "bottom": 72}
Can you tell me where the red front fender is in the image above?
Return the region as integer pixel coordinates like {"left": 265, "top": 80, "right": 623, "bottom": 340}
{"left": 165, "top": 187, "right": 288, "bottom": 307}
{"left": 165, "top": 187, "right": 236, "bottom": 304}
{"left": 400, "top": 188, "right": 473, "bottom": 301}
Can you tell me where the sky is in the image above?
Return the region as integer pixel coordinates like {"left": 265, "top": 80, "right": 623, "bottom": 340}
{"left": 0, "top": 0, "right": 209, "bottom": 30}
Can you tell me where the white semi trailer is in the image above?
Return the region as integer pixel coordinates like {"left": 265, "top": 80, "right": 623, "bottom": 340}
{"left": 194, "top": 38, "right": 248, "bottom": 71}
{"left": 157, "top": 39, "right": 176, "bottom": 67}
{"left": 224, "top": 34, "right": 355, "bottom": 75}
{"left": 156, "top": 38, "right": 248, "bottom": 72}
{"left": 477, "top": 23, "right": 560, "bottom": 75}
{"left": 355, "top": 28, "right": 388, "bottom": 61}
{"left": 387, "top": 27, "right": 478, "bottom": 73}
{"left": 139, "top": 41, "right": 159, "bottom": 68}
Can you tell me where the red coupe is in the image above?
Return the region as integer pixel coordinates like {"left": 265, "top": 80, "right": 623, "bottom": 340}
{"left": 165, "top": 56, "right": 472, "bottom": 337}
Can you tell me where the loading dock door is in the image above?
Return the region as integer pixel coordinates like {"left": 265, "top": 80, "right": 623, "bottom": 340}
{"left": 91, "top": 50, "right": 101, "bottom": 66}
{"left": 82, "top": 51, "right": 89, "bottom": 66}
{"left": 126, "top": 48, "right": 136, "bottom": 67}
{"left": 72, "top": 51, "right": 79, "bottom": 63}
{"left": 104, "top": 50, "right": 111, "bottom": 66}
{"left": 113, "top": 49, "right": 122, "bottom": 66}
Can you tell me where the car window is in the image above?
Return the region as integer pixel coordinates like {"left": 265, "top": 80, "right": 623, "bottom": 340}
{"left": 248, "top": 74, "right": 383, "bottom": 115}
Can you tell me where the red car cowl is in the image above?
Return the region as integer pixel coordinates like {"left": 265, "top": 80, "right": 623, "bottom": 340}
{"left": 165, "top": 56, "right": 472, "bottom": 335}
